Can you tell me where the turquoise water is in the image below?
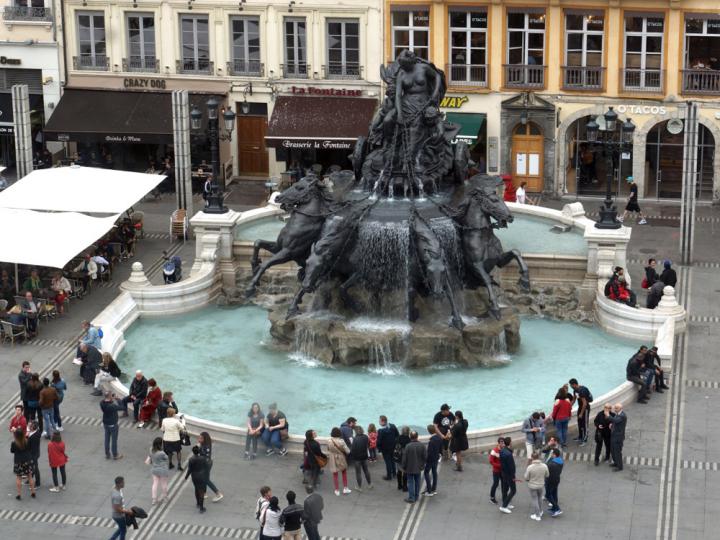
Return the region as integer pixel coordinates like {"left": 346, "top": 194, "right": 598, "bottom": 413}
{"left": 235, "top": 214, "right": 588, "bottom": 256}
{"left": 120, "top": 306, "right": 638, "bottom": 434}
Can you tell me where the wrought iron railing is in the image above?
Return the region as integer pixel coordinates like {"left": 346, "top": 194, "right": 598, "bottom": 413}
{"left": 620, "top": 68, "right": 664, "bottom": 93}
{"left": 446, "top": 64, "right": 488, "bottom": 87}
{"left": 2, "top": 6, "right": 52, "bottom": 22}
{"left": 322, "top": 63, "right": 362, "bottom": 80}
{"left": 72, "top": 55, "right": 109, "bottom": 71}
{"left": 281, "top": 62, "right": 309, "bottom": 79}
{"left": 562, "top": 66, "right": 605, "bottom": 91}
{"left": 176, "top": 59, "right": 213, "bottom": 75}
{"left": 226, "top": 60, "right": 264, "bottom": 77}
{"left": 503, "top": 64, "right": 545, "bottom": 88}
{"left": 122, "top": 56, "right": 159, "bottom": 73}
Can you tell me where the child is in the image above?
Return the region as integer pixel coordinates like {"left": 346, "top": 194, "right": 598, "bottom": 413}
{"left": 367, "top": 423, "right": 377, "bottom": 462}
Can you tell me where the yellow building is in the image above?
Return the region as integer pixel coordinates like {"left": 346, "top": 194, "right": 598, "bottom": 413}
{"left": 386, "top": 0, "right": 720, "bottom": 202}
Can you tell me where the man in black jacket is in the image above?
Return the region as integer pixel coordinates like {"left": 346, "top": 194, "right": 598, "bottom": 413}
{"left": 593, "top": 403, "right": 613, "bottom": 465}
{"left": 376, "top": 415, "right": 399, "bottom": 481}
{"left": 423, "top": 425, "right": 443, "bottom": 496}
{"left": 607, "top": 403, "right": 627, "bottom": 471}
{"left": 18, "top": 361, "right": 32, "bottom": 420}
{"left": 646, "top": 346, "right": 669, "bottom": 391}
{"left": 499, "top": 437, "right": 517, "bottom": 513}
{"left": 626, "top": 350, "right": 650, "bottom": 403}
{"left": 120, "top": 370, "right": 148, "bottom": 422}
{"left": 546, "top": 448, "right": 564, "bottom": 517}
{"left": 100, "top": 391, "right": 123, "bottom": 460}
{"left": 79, "top": 343, "right": 102, "bottom": 386}
{"left": 660, "top": 260, "right": 677, "bottom": 288}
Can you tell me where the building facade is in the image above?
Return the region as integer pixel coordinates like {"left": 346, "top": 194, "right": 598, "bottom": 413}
{"left": 386, "top": 0, "right": 720, "bottom": 202}
{"left": 51, "top": 0, "right": 383, "bottom": 182}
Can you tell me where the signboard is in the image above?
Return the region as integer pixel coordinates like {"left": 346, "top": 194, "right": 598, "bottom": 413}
{"left": 270, "top": 139, "right": 354, "bottom": 150}
{"left": 45, "top": 132, "right": 170, "bottom": 144}
{"left": 616, "top": 104, "right": 667, "bottom": 115}
{"left": 440, "top": 96, "right": 469, "bottom": 109}
{"left": 0, "top": 124, "right": 14, "bottom": 135}
{"left": 123, "top": 78, "right": 167, "bottom": 90}
{"left": 0, "top": 56, "right": 21, "bottom": 66}
{"left": 528, "top": 154, "right": 540, "bottom": 175}
{"left": 290, "top": 86, "right": 362, "bottom": 97}
{"left": 516, "top": 153, "right": 527, "bottom": 175}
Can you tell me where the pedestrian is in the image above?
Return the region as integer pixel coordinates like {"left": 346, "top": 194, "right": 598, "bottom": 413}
{"left": 551, "top": 387, "right": 572, "bottom": 447}
{"left": 541, "top": 436, "right": 563, "bottom": 462}
{"left": 28, "top": 420, "right": 42, "bottom": 487}
{"left": 78, "top": 343, "right": 102, "bottom": 385}
{"left": 303, "top": 491, "right": 324, "bottom": 540}
{"left": 39, "top": 377, "right": 59, "bottom": 437}
{"left": 259, "top": 496, "right": 282, "bottom": 539}
{"left": 340, "top": 417, "right": 356, "bottom": 449}
{"left": 350, "top": 425, "right": 372, "bottom": 491}
{"left": 433, "top": 403, "right": 455, "bottom": 459}
{"left": 515, "top": 181, "right": 527, "bottom": 204}
{"left": 109, "top": 476, "right": 133, "bottom": 540}
{"left": 593, "top": 403, "right": 612, "bottom": 466}
{"left": 245, "top": 402, "right": 265, "bottom": 460}
{"left": 489, "top": 436, "right": 505, "bottom": 504}
{"left": 255, "top": 486, "right": 272, "bottom": 539}
{"left": 660, "top": 260, "right": 677, "bottom": 288}
{"left": 262, "top": 403, "right": 289, "bottom": 457}
{"left": 367, "top": 423, "right": 378, "bottom": 462}
{"left": 376, "top": 415, "right": 399, "bottom": 481}
{"left": 302, "top": 430, "right": 325, "bottom": 492}
{"left": 19, "top": 361, "right": 32, "bottom": 420}
{"left": 100, "top": 391, "right": 123, "bottom": 460}
{"left": 646, "top": 279, "right": 665, "bottom": 309}
{"left": 643, "top": 258, "right": 659, "bottom": 289}
{"left": 147, "top": 437, "right": 169, "bottom": 504}
{"left": 48, "top": 431, "right": 68, "bottom": 493}
{"left": 25, "top": 373, "right": 43, "bottom": 433}
{"left": 11, "top": 428, "right": 36, "bottom": 500}
{"left": 120, "top": 370, "right": 148, "bottom": 423}
{"left": 569, "top": 378, "right": 592, "bottom": 446}
{"left": 627, "top": 348, "right": 650, "bottom": 403}
{"left": 198, "top": 432, "right": 224, "bottom": 502}
{"left": 280, "top": 490, "right": 304, "bottom": 540}
{"left": 521, "top": 412, "right": 545, "bottom": 464}
{"left": 401, "top": 431, "right": 426, "bottom": 504}
{"left": 617, "top": 176, "right": 647, "bottom": 224}
{"left": 50, "top": 370, "right": 67, "bottom": 432}
{"left": 545, "top": 448, "right": 564, "bottom": 517}
{"left": 327, "top": 427, "right": 351, "bottom": 496}
{"left": 646, "top": 346, "right": 670, "bottom": 391}
{"left": 161, "top": 408, "right": 185, "bottom": 470}
{"left": 395, "top": 426, "right": 411, "bottom": 492}
{"left": 607, "top": 403, "right": 627, "bottom": 471}
{"left": 185, "top": 446, "right": 209, "bottom": 513}
{"left": 498, "top": 437, "right": 517, "bottom": 514}
{"left": 9, "top": 404, "right": 27, "bottom": 434}
{"left": 423, "top": 425, "right": 443, "bottom": 497}
{"left": 524, "top": 451, "right": 549, "bottom": 521}
{"left": 449, "top": 410, "right": 469, "bottom": 471}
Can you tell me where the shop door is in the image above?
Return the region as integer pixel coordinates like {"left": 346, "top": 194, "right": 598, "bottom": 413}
{"left": 237, "top": 115, "right": 269, "bottom": 176}
{"left": 511, "top": 122, "right": 543, "bottom": 192}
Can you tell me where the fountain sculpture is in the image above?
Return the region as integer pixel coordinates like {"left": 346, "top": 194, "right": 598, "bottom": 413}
{"left": 244, "top": 51, "right": 531, "bottom": 368}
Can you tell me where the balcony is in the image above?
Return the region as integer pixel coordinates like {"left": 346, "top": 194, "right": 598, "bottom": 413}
{"left": 562, "top": 66, "right": 605, "bottom": 91}
{"left": 122, "top": 57, "right": 159, "bottom": 73}
{"left": 282, "top": 63, "right": 309, "bottom": 79}
{"left": 446, "top": 64, "right": 488, "bottom": 87}
{"left": 681, "top": 69, "right": 720, "bottom": 95}
{"left": 176, "top": 59, "right": 213, "bottom": 75}
{"left": 503, "top": 64, "right": 545, "bottom": 89}
{"left": 73, "top": 55, "right": 108, "bottom": 72}
{"left": 227, "top": 60, "right": 264, "bottom": 77}
{"left": 2, "top": 6, "right": 52, "bottom": 23}
{"left": 621, "top": 68, "right": 664, "bottom": 93}
{"left": 323, "top": 63, "right": 362, "bottom": 80}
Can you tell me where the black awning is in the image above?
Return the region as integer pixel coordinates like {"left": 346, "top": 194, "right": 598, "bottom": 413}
{"left": 43, "top": 89, "right": 173, "bottom": 144}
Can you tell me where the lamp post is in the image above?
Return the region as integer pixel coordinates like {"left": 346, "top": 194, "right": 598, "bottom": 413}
{"left": 586, "top": 106, "right": 635, "bottom": 229}
{"left": 190, "top": 97, "right": 236, "bottom": 214}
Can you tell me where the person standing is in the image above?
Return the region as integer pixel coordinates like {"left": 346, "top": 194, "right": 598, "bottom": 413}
{"left": 11, "top": 428, "right": 36, "bottom": 500}
{"left": 161, "top": 408, "right": 185, "bottom": 470}
{"left": 303, "top": 491, "right": 324, "bottom": 540}
{"left": 327, "top": 427, "right": 351, "bottom": 496}
{"left": 109, "top": 476, "right": 133, "bottom": 540}
{"left": 521, "top": 412, "right": 545, "bottom": 465}
{"left": 340, "top": 417, "right": 357, "bottom": 449}
{"left": 432, "top": 404, "right": 455, "bottom": 459}
{"left": 489, "top": 437, "right": 505, "bottom": 504}
{"left": 185, "top": 446, "right": 210, "bottom": 513}
{"left": 376, "top": 415, "right": 399, "bottom": 481}
{"left": 660, "top": 260, "right": 677, "bottom": 288}
{"left": 48, "top": 431, "right": 68, "bottom": 493}
{"left": 255, "top": 486, "right": 272, "bottom": 539}
{"left": 401, "top": 431, "right": 426, "bottom": 504}
{"left": 303, "top": 430, "right": 325, "bottom": 493}
{"left": 198, "top": 432, "right": 223, "bottom": 502}
{"left": 515, "top": 181, "right": 527, "bottom": 204}
{"left": 423, "top": 425, "right": 443, "bottom": 497}
{"left": 367, "top": 423, "right": 378, "bottom": 462}
{"left": 593, "top": 403, "right": 613, "bottom": 466}
{"left": 100, "top": 391, "right": 123, "bottom": 460}
{"left": 18, "top": 361, "right": 32, "bottom": 420}
{"left": 608, "top": 403, "right": 627, "bottom": 471}
{"left": 524, "top": 451, "right": 549, "bottom": 521}
{"left": 395, "top": 426, "right": 411, "bottom": 492}
{"left": 245, "top": 402, "right": 264, "bottom": 460}
{"left": 280, "top": 490, "right": 304, "bottom": 540}
{"left": 551, "top": 388, "right": 572, "bottom": 448}
{"left": 499, "top": 437, "right": 517, "bottom": 514}
{"left": 618, "top": 177, "right": 647, "bottom": 224}
{"left": 25, "top": 373, "right": 43, "bottom": 433}
{"left": 644, "top": 258, "right": 659, "bottom": 288}
{"left": 120, "top": 371, "right": 148, "bottom": 423}
{"left": 27, "top": 420, "right": 42, "bottom": 487}
{"left": 260, "top": 496, "right": 283, "bottom": 539}
{"left": 546, "top": 448, "right": 564, "bottom": 517}
{"left": 9, "top": 405, "right": 27, "bottom": 434}
{"left": 350, "top": 425, "right": 372, "bottom": 491}
{"left": 50, "top": 370, "right": 67, "bottom": 432}
{"left": 449, "top": 410, "right": 469, "bottom": 471}
{"left": 569, "top": 379, "right": 592, "bottom": 446}
{"left": 148, "top": 437, "right": 169, "bottom": 504}
{"left": 39, "top": 377, "right": 59, "bottom": 438}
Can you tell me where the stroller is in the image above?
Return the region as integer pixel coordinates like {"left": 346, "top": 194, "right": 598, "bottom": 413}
{"left": 162, "top": 251, "right": 182, "bottom": 284}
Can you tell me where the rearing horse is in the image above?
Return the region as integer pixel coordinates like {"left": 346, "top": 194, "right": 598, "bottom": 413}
{"left": 245, "top": 175, "right": 334, "bottom": 298}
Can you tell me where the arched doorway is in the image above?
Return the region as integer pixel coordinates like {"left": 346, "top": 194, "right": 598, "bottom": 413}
{"left": 646, "top": 120, "right": 715, "bottom": 200}
{"left": 511, "top": 122, "right": 543, "bottom": 192}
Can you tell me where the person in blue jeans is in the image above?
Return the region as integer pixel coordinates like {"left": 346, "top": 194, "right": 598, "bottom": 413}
{"left": 109, "top": 476, "right": 133, "bottom": 540}
{"left": 423, "top": 425, "right": 443, "bottom": 496}
{"left": 376, "top": 415, "right": 399, "bottom": 480}
{"left": 400, "top": 431, "right": 426, "bottom": 503}
{"left": 551, "top": 387, "right": 572, "bottom": 447}
{"left": 100, "top": 392, "right": 123, "bottom": 460}
{"left": 545, "top": 448, "right": 564, "bottom": 517}
{"left": 262, "top": 403, "right": 288, "bottom": 456}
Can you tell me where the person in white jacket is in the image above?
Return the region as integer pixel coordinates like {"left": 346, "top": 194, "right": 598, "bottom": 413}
{"left": 161, "top": 408, "right": 186, "bottom": 470}
{"left": 73, "top": 253, "right": 98, "bottom": 294}
{"left": 524, "top": 451, "right": 549, "bottom": 521}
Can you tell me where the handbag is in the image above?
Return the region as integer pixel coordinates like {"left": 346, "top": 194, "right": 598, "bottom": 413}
{"left": 180, "top": 430, "right": 191, "bottom": 446}
{"left": 315, "top": 453, "right": 328, "bottom": 468}
{"left": 641, "top": 277, "right": 649, "bottom": 289}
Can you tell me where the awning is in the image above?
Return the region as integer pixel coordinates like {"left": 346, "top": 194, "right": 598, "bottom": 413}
{"left": 265, "top": 96, "right": 378, "bottom": 150}
{"left": 445, "top": 112, "right": 486, "bottom": 144}
{"left": 0, "top": 166, "right": 165, "bottom": 214}
{"left": 43, "top": 89, "right": 173, "bottom": 144}
{"left": 0, "top": 208, "right": 119, "bottom": 268}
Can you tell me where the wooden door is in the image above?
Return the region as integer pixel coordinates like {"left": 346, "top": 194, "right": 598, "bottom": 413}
{"left": 511, "top": 122, "right": 544, "bottom": 192}
{"left": 237, "top": 115, "right": 269, "bottom": 176}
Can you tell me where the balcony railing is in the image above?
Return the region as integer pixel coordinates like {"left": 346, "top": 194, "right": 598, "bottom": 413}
{"left": 681, "top": 69, "right": 720, "bottom": 95}
{"left": 176, "top": 59, "right": 213, "bottom": 75}
{"left": 503, "top": 64, "right": 545, "bottom": 88}
{"left": 562, "top": 66, "right": 605, "bottom": 91}
{"left": 73, "top": 55, "right": 109, "bottom": 72}
{"left": 227, "top": 59, "right": 264, "bottom": 77}
{"left": 282, "top": 62, "right": 309, "bottom": 79}
{"left": 446, "top": 64, "right": 488, "bottom": 87}
{"left": 2, "top": 6, "right": 52, "bottom": 22}
{"left": 323, "top": 63, "right": 362, "bottom": 80}
{"left": 621, "top": 68, "right": 664, "bottom": 93}
{"left": 122, "top": 56, "right": 159, "bottom": 73}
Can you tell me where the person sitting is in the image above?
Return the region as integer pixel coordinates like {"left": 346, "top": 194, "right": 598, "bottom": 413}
{"left": 646, "top": 346, "right": 669, "bottom": 391}
{"left": 22, "top": 269, "right": 44, "bottom": 297}
{"left": 7, "top": 305, "right": 27, "bottom": 327}
{"left": 19, "top": 292, "right": 40, "bottom": 336}
{"left": 78, "top": 343, "right": 102, "bottom": 385}
{"left": 659, "top": 260, "right": 677, "bottom": 289}
{"left": 72, "top": 254, "right": 98, "bottom": 295}
{"left": 93, "top": 254, "right": 111, "bottom": 278}
{"left": 50, "top": 272, "right": 72, "bottom": 315}
{"left": 157, "top": 392, "right": 178, "bottom": 426}
{"left": 604, "top": 267, "right": 637, "bottom": 307}
{"left": 626, "top": 348, "right": 650, "bottom": 403}
{"left": 91, "top": 352, "right": 122, "bottom": 396}
{"left": 646, "top": 280, "right": 665, "bottom": 309}
{"left": 75, "top": 320, "right": 102, "bottom": 362}
{"left": 120, "top": 371, "right": 148, "bottom": 423}
{"left": 119, "top": 220, "right": 136, "bottom": 258}
{"left": 137, "top": 379, "right": 162, "bottom": 428}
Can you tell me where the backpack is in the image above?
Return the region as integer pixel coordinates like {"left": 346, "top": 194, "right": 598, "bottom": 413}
{"left": 392, "top": 442, "right": 403, "bottom": 463}
{"left": 586, "top": 388, "right": 594, "bottom": 403}
{"left": 97, "top": 326, "right": 104, "bottom": 339}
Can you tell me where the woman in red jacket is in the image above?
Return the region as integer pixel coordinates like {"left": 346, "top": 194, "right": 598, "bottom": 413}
{"left": 551, "top": 387, "right": 573, "bottom": 448}
{"left": 137, "top": 379, "right": 162, "bottom": 428}
{"left": 48, "top": 431, "right": 68, "bottom": 492}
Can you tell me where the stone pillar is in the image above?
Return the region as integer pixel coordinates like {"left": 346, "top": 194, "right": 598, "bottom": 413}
{"left": 190, "top": 210, "right": 241, "bottom": 288}
{"left": 172, "top": 90, "right": 193, "bottom": 216}
{"left": 122, "top": 262, "right": 151, "bottom": 289}
{"left": 584, "top": 225, "right": 632, "bottom": 284}
{"left": 11, "top": 85, "right": 33, "bottom": 180}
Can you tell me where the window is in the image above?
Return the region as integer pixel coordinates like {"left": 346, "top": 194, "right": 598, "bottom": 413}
{"left": 564, "top": 13, "right": 604, "bottom": 88}
{"left": 623, "top": 14, "right": 664, "bottom": 90}
{"left": 326, "top": 19, "right": 360, "bottom": 79}
{"left": 76, "top": 12, "right": 107, "bottom": 70}
{"left": 505, "top": 10, "right": 545, "bottom": 87}
{"left": 180, "top": 14, "right": 210, "bottom": 73}
{"left": 392, "top": 9, "right": 429, "bottom": 60}
{"left": 284, "top": 18, "right": 307, "bottom": 77}
{"left": 682, "top": 15, "right": 720, "bottom": 93}
{"left": 126, "top": 14, "right": 156, "bottom": 72}
{"left": 448, "top": 10, "right": 487, "bottom": 85}
{"left": 230, "top": 16, "right": 261, "bottom": 76}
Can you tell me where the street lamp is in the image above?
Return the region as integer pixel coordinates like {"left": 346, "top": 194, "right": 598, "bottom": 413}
{"left": 588, "top": 107, "right": 635, "bottom": 229}
{"left": 190, "top": 98, "right": 236, "bottom": 214}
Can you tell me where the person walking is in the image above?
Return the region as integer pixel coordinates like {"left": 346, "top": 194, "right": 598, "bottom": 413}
{"left": 280, "top": 490, "right": 304, "bottom": 540}
{"left": 327, "top": 427, "right": 351, "bottom": 496}
{"left": 50, "top": 370, "right": 67, "bottom": 432}
{"left": 617, "top": 177, "right": 647, "bottom": 225}
{"left": 259, "top": 496, "right": 283, "bottom": 539}
{"left": 19, "top": 361, "right": 32, "bottom": 420}
{"left": 39, "top": 377, "right": 59, "bottom": 438}
{"left": 303, "top": 430, "right": 325, "bottom": 493}
{"left": 449, "top": 410, "right": 469, "bottom": 471}
{"left": 660, "top": 260, "right": 677, "bottom": 288}
{"left": 185, "top": 446, "right": 210, "bottom": 513}
{"left": 100, "top": 391, "right": 123, "bottom": 460}
{"left": 395, "top": 426, "right": 411, "bottom": 492}
{"left": 245, "top": 402, "right": 264, "bottom": 460}
{"left": 546, "top": 448, "right": 564, "bottom": 517}
{"left": 401, "top": 431, "right": 426, "bottom": 504}
{"left": 109, "top": 476, "right": 133, "bottom": 540}
{"left": 593, "top": 403, "right": 613, "bottom": 466}
{"left": 489, "top": 436, "right": 505, "bottom": 504}
{"left": 48, "top": 431, "right": 68, "bottom": 492}
{"left": 499, "top": 437, "right": 517, "bottom": 514}
{"left": 608, "top": 403, "right": 627, "bottom": 471}
{"left": 521, "top": 412, "right": 545, "bottom": 465}
{"left": 28, "top": 420, "right": 42, "bottom": 487}
{"left": 11, "top": 428, "right": 36, "bottom": 499}
{"left": 569, "top": 378, "right": 592, "bottom": 446}
{"left": 376, "top": 415, "right": 399, "bottom": 481}
{"left": 350, "top": 425, "right": 372, "bottom": 491}
{"left": 147, "top": 437, "right": 169, "bottom": 504}
{"left": 551, "top": 388, "right": 572, "bottom": 448}
{"left": 303, "top": 491, "right": 324, "bottom": 540}
{"left": 423, "top": 425, "right": 443, "bottom": 497}
{"left": 524, "top": 451, "right": 549, "bottom": 521}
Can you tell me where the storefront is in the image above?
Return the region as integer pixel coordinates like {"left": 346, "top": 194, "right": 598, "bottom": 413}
{"left": 440, "top": 93, "right": 497, "bottom": 175}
